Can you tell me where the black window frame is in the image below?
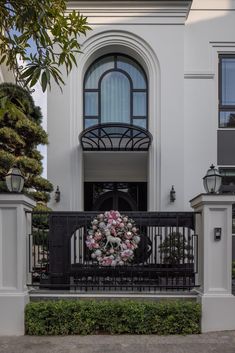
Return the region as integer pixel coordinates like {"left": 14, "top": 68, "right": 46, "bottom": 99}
{"left": 218, "top": 54, "right": 235, "bottom": 128}
{"left": 83, "top": 53, "right": 148, "bottom": 130}
{"left": 219, "top": 167, "right": 235, "bottom": 234}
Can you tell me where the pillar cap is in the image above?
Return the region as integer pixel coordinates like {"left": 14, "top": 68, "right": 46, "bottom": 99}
{"left": 190, "top": 193, "right": 235, "bottom": 209}
{"left": 0, "top": 193, "right": 36, "bottom": 209}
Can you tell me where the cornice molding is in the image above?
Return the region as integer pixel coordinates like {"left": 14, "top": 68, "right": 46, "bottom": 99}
{"left": 191, "top": 0, "right": 235, "bottom": 11}
{"left": 67, "top": 1, "right": 192, "bottom": 24}
{"left": 210, "top": 41, "right": 235, "bottom": 48}
{"left": 184, "top": 72, "right": 214, "bottom": 79}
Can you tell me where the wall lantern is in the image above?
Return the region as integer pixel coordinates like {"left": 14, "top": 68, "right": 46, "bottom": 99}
{"left": 203, "top": 164, "right": 222, "bottom": 194}
{"left": 170, "top": 185, "right": 176, "bottom": 202}
{"left": 54, "top": 186, "right": 61, "bottom": 202}
{"left": 5, "top": 165, "right": 24, "bottom": 193}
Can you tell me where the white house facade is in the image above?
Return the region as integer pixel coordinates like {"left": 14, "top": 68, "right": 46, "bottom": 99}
{"left": 3, "top": 0, "right": 235, "bottom": 335}
{"left": 47, "top": 0, "right": 235, "bottom": 212}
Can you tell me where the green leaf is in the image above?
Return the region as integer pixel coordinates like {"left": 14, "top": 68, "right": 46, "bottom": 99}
{"left": 70, "top": 53, "right": 77, "bottom": 66}
{"left": 0, "top": 55, "right": 6, "bottom": 64}
{"left": 30, "top": 68, "right": 41, "bottom": 88}
{"left": 41, "top": 71, "right": 48, "bottom": 92}
{"left": 20, "top": 66, "right": 37, "bottom": 79}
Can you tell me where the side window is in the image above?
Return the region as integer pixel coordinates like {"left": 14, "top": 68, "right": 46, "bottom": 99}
{"left": 218, "top": 56, "right": 235, "bottom": 234}
{"left": 219, "top": 168, "right": 235, "bottom": 233}
{"left": 83, "top": 54, "right": 148, "bottom": 129}
{"left": 219, "top": 55, "right": 235, "bottom": 128}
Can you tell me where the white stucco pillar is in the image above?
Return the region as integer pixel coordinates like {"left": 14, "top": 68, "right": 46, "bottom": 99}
{"left": 0, "top": 194, "right": 36, "bottom": 335}
{"left": 190, "top": 194, "right": 235, "bottom": 332}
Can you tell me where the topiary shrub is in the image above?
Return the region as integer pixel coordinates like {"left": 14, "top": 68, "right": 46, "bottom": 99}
{"left": 159, "top": 232, "right": 194, "bottom": 265}
{"left": 0, "top": 83, "right": 53, "bottom": 204}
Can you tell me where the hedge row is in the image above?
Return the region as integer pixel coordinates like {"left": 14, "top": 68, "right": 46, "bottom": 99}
{"left": 25, "top": 300, "right": 201, "bottom": 335}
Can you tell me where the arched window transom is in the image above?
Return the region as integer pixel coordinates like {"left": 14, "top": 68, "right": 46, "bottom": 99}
{"left": 84, "top": 54, "right": 148, "bottom": 129}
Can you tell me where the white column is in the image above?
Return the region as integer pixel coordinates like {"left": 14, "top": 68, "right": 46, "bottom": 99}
{"left": 190, "top": 194, "right": 235, "bottom": 332}
{"left": 0, "top": 194, "right": 36, "bottom": 335}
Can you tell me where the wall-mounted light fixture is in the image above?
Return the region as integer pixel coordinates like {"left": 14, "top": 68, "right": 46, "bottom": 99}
{"left": 5, "top": 165, "right": 24, "bottom": 193}
{"left": 54, "top": 186, "right": 60, "bottom": 202}
{"left": 170, "top": 185, "right": 176, "bottom": 202}
{"left": 203, "top": 164, "right": 222, "bottom": 194}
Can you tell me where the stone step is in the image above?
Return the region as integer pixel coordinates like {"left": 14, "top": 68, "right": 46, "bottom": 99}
{"left": 29, "top": 289, "right": 199, "bottom": 302}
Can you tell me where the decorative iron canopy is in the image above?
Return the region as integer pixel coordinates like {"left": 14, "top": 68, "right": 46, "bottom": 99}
{"left": 79, "top": 123, "right": 152, "bottom": 151}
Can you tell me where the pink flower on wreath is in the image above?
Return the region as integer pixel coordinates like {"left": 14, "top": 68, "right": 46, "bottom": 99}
{"left": 126, "top": 242, "right": 134, "bottom": 249}
{"left": 111, "top": 227, "right": 117, "bottom": 236}
{"left": 85, "top": 240, "right": 94, "bottom": 249}
{"left": 102, "top": 257, "right": 113, "bottom": 266}
{"left": 109, "top": 210, "right": 120, "bottom": 220}
{"left": 94, "top": 232, "right": 102, "bottom": 240}
{"left": 94, "top": 235, "right": 102, "bottom": 241}
{"left": 121, "top": 249, "right": 133, "bottom": 258}
{"left": 122, "top": 243, "right": 127, "bottom": 250}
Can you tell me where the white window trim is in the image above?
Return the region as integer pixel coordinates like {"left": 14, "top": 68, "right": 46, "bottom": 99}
{"left": 69, "top": 29, "right": 161, "bottom": 211}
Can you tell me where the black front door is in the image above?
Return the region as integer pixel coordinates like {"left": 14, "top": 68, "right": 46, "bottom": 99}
{"left": 84, "top": 182, "right": 147, "bottom": 211}
{"left": 92, "top": 190, "right": 137, "bottom": 211}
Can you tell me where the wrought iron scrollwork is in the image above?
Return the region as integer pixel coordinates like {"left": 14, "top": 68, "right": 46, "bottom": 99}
{"left": 79, "top": 123, "right": 152, "bottom": 151}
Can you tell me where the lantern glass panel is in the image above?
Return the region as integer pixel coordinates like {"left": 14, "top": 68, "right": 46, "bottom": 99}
{"left": 203, "top": 166, "right": 222, "bottom": 193}
{"left": 12, "top": 174, "right": 20, "bottom": 192}
{"left": 204, "top": 176, "right": 215, "bottom": 193}
{"left": 5, "top": 167, "right": 24, "bottom": 192}
{"left": 5, "top": 175, "right": 13, "bottom": 192}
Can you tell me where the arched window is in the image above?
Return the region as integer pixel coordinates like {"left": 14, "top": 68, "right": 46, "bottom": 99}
{"left": 83, "top": 54, "right": 148, "bottom": 129}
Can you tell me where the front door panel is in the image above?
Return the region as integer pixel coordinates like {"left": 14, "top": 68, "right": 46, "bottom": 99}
{"left": 84, "top": 182, "right": 147, "bottom": 211}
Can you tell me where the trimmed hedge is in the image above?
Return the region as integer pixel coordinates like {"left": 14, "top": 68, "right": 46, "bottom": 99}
{"left": 25, "top": 300, "right": 201, "bottom": 335}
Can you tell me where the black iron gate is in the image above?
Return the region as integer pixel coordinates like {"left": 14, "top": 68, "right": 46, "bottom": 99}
{"left": 28, "top": 211, "right": 198, "bottom": 291}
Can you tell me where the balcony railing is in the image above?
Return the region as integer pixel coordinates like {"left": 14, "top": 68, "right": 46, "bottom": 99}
{"left": 27, "top": 211, "right": 198, "bottom": 292}
{"left": 79, "top": 123, "right": 152, "bottom": 151}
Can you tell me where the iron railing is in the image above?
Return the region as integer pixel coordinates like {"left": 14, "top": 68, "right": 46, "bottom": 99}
{"left": 79, "top": 123, "right": 152, "bottom": 151}
{"left": 27, "top": 211, "right": 198, "bottom": 292}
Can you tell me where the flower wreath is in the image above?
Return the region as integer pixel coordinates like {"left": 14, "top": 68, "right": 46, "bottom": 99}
{"left": 85, "top": 210, "right": 141, "bottom": 266}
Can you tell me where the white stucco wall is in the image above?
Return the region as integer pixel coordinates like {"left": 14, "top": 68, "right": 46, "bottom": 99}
{"left": 47, "top": 0, "right": 235, "bottom": 211}
{"left": 0, "top": 68, "right": 4, "bottom": 83}
{"left": 184, "top": 0, "right": 235, "bottom": 207}
{"left": 0, "top": 58, "right": 16, "bottom": 83}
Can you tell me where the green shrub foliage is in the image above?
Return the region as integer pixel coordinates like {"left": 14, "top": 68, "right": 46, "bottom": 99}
{"left": 159, "top": 232, "right": 194, "bottom": 265}
{"left": 232, "top": 260, "right": 235, "bottom": 278}
{"left": 0, "top": 83, "right": 53, "bottom": 203}
{"left": 25, "top": 300, "right": 201, "bottom": 335}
